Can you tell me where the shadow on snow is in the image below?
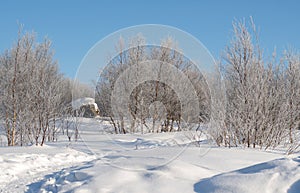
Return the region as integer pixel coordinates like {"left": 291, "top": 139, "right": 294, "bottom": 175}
{"left": 25, "top": 159, "right": 98, "bottom": 193}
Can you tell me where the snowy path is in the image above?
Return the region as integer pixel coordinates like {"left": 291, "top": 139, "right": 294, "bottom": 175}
{"left": 0, "top": 145, "right": 96, "bottom": 193}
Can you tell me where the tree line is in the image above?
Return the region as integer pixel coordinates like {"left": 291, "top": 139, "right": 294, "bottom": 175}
{"left": 96, "top": 19, "right": 300, "bottom": 151}
{"left": 1, "top": 19, "right": 299, "bottom": 151}
{"left": 96, "top": 35, "right": 210, "bottom": 134}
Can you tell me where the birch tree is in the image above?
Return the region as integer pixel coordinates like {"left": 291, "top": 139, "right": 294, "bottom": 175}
{"left": 96, "top": 35, "right": 210, "bottom": 134}
{"left": 0, "top": 29, "right": 64, "bottom": 146}
{"left": 220, "top": 18, "right": 300, "bottom": 150}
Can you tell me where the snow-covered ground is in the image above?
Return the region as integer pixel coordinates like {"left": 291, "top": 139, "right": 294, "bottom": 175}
{"left": 0, "top": 118, "right": 299, "bottom": 193}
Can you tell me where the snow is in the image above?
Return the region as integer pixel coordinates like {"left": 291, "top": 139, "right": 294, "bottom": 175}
{"left": 194, "top": 157, "right": 300, "bottom": 193}
{"left": 72, "top": 97, "right": 99, "bottom": 111}
{"left": 0, "top": 118, "right": 299, "bottom": 193}
{"left": 0, "top": 145, "right": 95, "bottom": 193}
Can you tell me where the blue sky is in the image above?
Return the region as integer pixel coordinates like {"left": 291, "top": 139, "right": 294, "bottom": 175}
{"left": 1, "top": 0, "right": 299, "bottom": 78}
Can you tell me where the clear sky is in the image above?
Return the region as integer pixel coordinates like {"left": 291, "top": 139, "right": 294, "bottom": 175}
{"left": 1, "top": 0, "right": 299, "bottom": 78}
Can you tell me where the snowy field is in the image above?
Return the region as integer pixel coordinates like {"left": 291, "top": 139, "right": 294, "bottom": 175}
{"left": 0, "top": 118, "right": 299, "bottom": 193}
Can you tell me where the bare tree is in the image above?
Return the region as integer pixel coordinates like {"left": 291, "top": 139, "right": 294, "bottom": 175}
{"left": 283, "top": 50, "right": 300, "bottom": 144}
{"left": 0, "top": 28, "right": 64, "bottom": 146}
{"left": 96, "top": 35, "right": 210, "bottom": 134}
{"left": 220, "top": 18, "right": 300, "bottom": 150}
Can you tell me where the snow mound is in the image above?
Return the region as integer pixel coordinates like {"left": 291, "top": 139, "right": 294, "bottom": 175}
{"left": 194, "top": 156, "right": 300, "bottom": 193}
{"left": 72, "top": 97, "right": 99, "bottom": 111}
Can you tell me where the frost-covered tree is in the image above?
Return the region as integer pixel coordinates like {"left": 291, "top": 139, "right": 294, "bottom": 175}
{"left": 283, "top": 50, "right": 300, "bottom": 144}
{"left": 222, "top": 18, "right": 264, "bottom": 147}
{"left": 96, "top": 35, "right": 210, "bottom": 134}
{"left": 0, "top": 28, "right": 65, "bottom": 146}
{"left": 219, "top": 18, "right": 300, "bottom": 150}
